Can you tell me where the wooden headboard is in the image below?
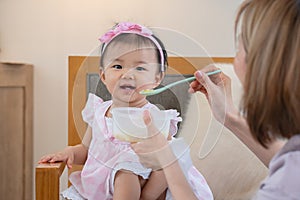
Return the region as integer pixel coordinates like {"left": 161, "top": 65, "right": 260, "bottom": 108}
{"left": 68, "top": 56, "right": 234, "bottom": 146}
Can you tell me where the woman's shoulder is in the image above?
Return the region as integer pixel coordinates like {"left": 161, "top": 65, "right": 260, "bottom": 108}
{"left": 257, "top": 135, "right": 300, "bottom": 199}
{"left": 270, "top": 135, "right": 300, "bottom": 172}
{"left": 270, "top": 147, "right": 300, "bottom": 184}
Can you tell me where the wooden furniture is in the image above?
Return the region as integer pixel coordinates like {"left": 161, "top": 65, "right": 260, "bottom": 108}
{"left": 68, "top": 56, "right": 233, "bottom": 148}
{"left": 35, "top": 162, "right": 66, "bottom": 200}
{"left": 0, "top": 63, "right": 33, "bottom": 200}
{"left": 35, "top": 56, "right": 233, "bottom": 200}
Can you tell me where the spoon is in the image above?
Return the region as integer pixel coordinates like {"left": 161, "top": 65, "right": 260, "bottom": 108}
{"left": 140, "top": 69, "right": 222, "bottom": 96}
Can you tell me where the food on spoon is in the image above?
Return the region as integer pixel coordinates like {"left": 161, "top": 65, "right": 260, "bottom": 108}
{"left": 139, "top": 89, "right": 154, "bottom": 95}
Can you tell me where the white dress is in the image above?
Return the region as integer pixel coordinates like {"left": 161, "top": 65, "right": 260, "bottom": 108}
{"left": 61, "top": 93, "right": 213, "bottom": 200}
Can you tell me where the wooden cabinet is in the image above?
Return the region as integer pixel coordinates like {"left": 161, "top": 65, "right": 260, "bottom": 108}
{"left": 0, "top": 63, "right": 33, "bottom": 200}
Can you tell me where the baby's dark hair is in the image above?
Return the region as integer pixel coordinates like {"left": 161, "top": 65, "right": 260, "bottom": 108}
{"left": 100, "top": 33, "right": 168, "bottom": 72}
{"left": 151, "top": 34, "right": 168, "bottom": 71}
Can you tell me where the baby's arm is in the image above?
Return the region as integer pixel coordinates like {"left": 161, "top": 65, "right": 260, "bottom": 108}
{"left": 140, "top": 170, "right": 167, "bottom": 200}
{"left": 38, "top": 126, "right": 92, "bottom": 168}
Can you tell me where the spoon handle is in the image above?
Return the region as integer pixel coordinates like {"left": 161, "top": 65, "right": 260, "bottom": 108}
{"left": 164, "top": 69, "right": 222, "bottom": 89}
{"left": 164, "top": 76, "right": 196, "bottom": 89}
{"left": 205, "top": 69, "right": 222, "bottom": 76}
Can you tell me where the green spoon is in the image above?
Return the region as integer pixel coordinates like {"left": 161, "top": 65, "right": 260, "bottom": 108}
{"left": 140, "top": 69, "right": 222, "bottom": 96}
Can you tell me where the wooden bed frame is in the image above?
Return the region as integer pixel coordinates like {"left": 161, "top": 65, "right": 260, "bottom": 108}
{"left": 35, "top": 56, "right": 233, "bottom": 200}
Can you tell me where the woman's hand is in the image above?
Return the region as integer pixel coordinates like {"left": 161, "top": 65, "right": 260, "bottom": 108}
{"left": 38, "top": 146, "right": 75, "bottom": 169}
{"left": 189, "top": 65, "right": 284, "bottom": 166}
{"left": 131, "top": 110, "right": 175, "bottom": 170}
{"left": 133, "top": 110, "right": 199, "bottom": 200}
{"left": 189, "top": 65, "right": 239, "bottom": 125}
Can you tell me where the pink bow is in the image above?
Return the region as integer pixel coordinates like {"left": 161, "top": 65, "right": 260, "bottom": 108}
{"left": 99, "top": 22, "right": 153, "bottom": 43}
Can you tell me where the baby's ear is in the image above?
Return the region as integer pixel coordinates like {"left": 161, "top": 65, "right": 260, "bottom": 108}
{"left": 155, "top": 72, "right": 165, "bottom": 86}
{"left": 99, "top": 68, "right": 106, "bottom": 84}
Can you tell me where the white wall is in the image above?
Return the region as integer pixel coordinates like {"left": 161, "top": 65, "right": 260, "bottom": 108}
{"left": 0, "top": 0, "right": 242, "bottom": 195}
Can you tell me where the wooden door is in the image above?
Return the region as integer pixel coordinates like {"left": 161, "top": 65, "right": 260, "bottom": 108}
{"left": 0, "top": 63, "right": 33, "bottom": 200}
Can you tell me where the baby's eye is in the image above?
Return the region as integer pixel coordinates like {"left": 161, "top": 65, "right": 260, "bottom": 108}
{"left": 136, "top": 66, "right": 146, "bottom": 71}
{"left": 112, "top": 65, "right": 123, "bottom": 69}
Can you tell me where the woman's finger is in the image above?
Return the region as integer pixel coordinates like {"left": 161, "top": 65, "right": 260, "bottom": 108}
{"left": 143, "top": 110, "right": 160, "bottom": 137}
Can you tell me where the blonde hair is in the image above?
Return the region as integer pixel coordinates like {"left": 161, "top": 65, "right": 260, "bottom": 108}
{"left": 235, "top": 0, "right": 300, "bottom": 147}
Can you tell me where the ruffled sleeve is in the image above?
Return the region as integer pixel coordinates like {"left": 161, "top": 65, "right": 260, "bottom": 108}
{"left": 82, "top": 93, "right": 104, "bottom": 127}
{"left": 166, "top": 109, "right": 182, "bottom": 136}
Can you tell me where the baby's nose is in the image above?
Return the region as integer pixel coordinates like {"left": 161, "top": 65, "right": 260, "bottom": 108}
{"left": 121, "top": 69, "right": 135, "bottom": 79}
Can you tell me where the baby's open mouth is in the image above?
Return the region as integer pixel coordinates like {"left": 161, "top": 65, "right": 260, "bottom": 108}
{"left": 120, "top": 85, "right": 136, "bottom": 90}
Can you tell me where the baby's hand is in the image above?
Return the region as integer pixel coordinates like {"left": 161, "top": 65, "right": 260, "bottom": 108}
{"left": 38, "top": 147, "right": 74, "bottom": 169}
{"left": 167, "top": 133, "right": 172, "bottom": 141}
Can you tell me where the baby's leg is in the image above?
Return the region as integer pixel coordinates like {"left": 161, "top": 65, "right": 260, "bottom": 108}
{"left": 140, "top": 170, "right": 167, "bottom": 200}
{"left": 113, "top": 169, "right": 140, "bottom": 200}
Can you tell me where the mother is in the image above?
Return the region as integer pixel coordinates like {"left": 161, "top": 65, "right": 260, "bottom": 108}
{"left": 132, "top": 0, "right": 300, "bottom": 199}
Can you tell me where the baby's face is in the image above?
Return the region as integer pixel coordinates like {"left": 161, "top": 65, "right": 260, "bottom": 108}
{"left": 101, "top": 43, "right": 162, "bottom": 107}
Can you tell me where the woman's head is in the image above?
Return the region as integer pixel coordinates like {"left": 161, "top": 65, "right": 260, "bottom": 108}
{"left": 235, "top": 0, "right": 300, "bottom": 147}
{"left": 98, "top": 22, "right": 168, "bottom": 107}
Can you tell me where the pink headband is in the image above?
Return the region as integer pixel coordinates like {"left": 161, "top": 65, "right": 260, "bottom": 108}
{"left": 99, "top": 22, "right": 165, "bottom": 71}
